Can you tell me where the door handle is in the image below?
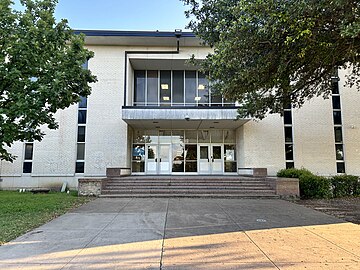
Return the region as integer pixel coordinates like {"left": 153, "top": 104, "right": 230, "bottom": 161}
{"left": 155, "top": 158, "right": 157, "bottom": 162}
{"left": 159, "top": 158, "right": 162, "bottom": 162}
{"left": 211, "top": 156, "right": 214, "bottom": 162}
{"left": 207, "top": 158, "right": 209, "bottom": 162}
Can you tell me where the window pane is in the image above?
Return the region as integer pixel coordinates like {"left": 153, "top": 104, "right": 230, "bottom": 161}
{"left": 24, "top": 143, "right": 33, "bottom": 160}
{"left": 335, "top": 144, "right": 344, "bottom": 160}
{"left": 185, "top": 71, "right": 196, "bottom": 105}
{"left": 224, "top": 162, "right": 237, "bottom": 172}
{"left": 172, "top": 144, "right": 184, "bottom": 172}
{"left": 77, "top": 126, "right": 86, "bottom": 142}
{"left": 332, "top": 96, "right": 341, "bottom": 109}
{"left": 160, "top": 71, "right": 171, "bottom": 106}
{"left": 200, "top": 146, "right": 208, "bottom": 159}
{"left": 185, "top": 130, "right": 197, "bottom": 143}
{"left": 334, "top": 127, "right": 343, "bottom": 143}
{"left": 147, "top": 70, "right": 158, "bottom": 105}
{"left": 75, "top": 162, "right": 84, "bottom": 173}
{"left": 224, "top": 130, "right": 236, "bottom": 143}
{"left": 336, "top": 162, "right": 345, "bottom": 173}
{"left": 133, "top": 144, "right": 145, "bottom": 161}
{"left": 210, "top": 86, "right": 222, "bottom": 107}
{"left": 212, "top": 146, "right": 221, "bottom": 159}
{"left": 185, "top": 145, "right": 197, "bottom": 160}
{"left": 333, "top": 111, "right": 342, "bottom": 125}
{"left": 286, "top": 162, "right": 295, "bottom": 169}
{"left": 332, "top": 82, "right": 339, "bottom": 94}
{"left": 77, "top": 143, "right": 85, "bottom": 160}
{"left": 224, "top": 145, "right": 236, "bottom": 161}
{"left": 285, "top": 144, "right": 293, "bottom": 160}
{"left": 284, "top": 111, "right": 292, "bottom": 125}
{"left": 132, "top": 161, "right": 145, "bottom": 172}
{"left": 211, "top": 130, "right": 223, "bottom": 143}
{"left": 146, "top": 130, "right": 158, "bottom": 144}
{"left": 159, "top": 130, "right": 171, "bottom": 143}
{"left": 198, "top": 130, "right": 210, "bottom": 143}
{"left": 197, "top": 72, "right": 209, "bottom": 106}
{"left": 79, "top": 96, "right": 87, "bottom": 108}
{"left": 173, "top": 71, "right": 184, "bottom": 106}
{"left": 172, "top": 130, "right": 184, "bottom": 144}
{"left": 23, "top": 162, "right": 32, "bottom": 173}
{"left": 134, "top": 70, "right": 145, "bottom": 106}
{"left": 78, "top": 110, "right": 87, "bottom": 124}
{"left": 147, "top": 145, "right": 157, "bottom": 159}
{"left": 284, "top": 127, "right": 293, "bottom": 143}
{"left": 185, "top": 161, "right": 197, "bottom": 172}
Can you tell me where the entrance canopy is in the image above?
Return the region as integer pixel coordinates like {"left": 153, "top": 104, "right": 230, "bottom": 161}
{"left": 122, "top": 107, "right": 250, "bottom": 129}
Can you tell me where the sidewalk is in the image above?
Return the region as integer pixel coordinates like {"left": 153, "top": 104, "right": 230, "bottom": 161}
{"left": 0, "top": 198, "right": 359, "bottom": 269}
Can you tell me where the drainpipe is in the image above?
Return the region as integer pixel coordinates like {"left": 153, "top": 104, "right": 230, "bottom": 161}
{"left": 123, "top": 29, "right": 182, "bottom": 107}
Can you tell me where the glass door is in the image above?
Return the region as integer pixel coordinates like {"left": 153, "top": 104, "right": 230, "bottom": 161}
{"left": 198, "top": 144, "right": 211, "bottom": 174}
{"left": 146, "top": 144, "right": 158, "bottom": 174}
{"left": 159, "top": 144, "right": 171, "bottom": 174}
{"left": 211, "top": 145, "right": 223, "bottom": 174}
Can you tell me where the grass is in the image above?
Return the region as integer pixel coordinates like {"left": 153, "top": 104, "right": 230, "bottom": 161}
{"left": 0, "top": 191, "right": 92, "bottom": 245}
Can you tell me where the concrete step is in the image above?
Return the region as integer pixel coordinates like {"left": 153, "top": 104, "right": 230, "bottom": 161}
{"left": 103, "top": 185, "right": 272, "bottom": 191}
{"left": 99, "top": 193, "right": 279, "bottom": 199}
{"left": 101, "top": 188, "right": 275, "bottom": 194}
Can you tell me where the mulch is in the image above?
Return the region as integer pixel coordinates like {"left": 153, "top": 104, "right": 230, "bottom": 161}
{"left": 294, "top": 197, "right": 360, "bottom": 225}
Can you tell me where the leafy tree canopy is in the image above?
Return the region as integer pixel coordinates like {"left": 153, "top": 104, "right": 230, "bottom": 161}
{"left": 0, "top": 0, "right": 96, "bottom": 161}
{"left": 183, "top": 0, "right": 360, "bottom": 118}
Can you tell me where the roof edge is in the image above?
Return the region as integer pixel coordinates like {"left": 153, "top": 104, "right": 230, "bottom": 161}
{"left": 74, "top": 29, "right": 196, "bottom": 38}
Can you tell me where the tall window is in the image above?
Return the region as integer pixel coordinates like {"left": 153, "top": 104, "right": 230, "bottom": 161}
{"left": 332, "top": 79, "right": 345, "bottom": 173}
{"left": 133, "top": 70, "right": 235, "bottom": 107}
{"left": 23, "top": 143, "right": 34, "bottom": 173}
{"left": 283, "top": 102, "right": 294, "bottom": 169}
{"left": 76, "top": 97, "right": 87, "bottom": 173}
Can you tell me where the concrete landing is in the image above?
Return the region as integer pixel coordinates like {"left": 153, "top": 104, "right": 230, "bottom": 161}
{"left": 0, "top": 198, "right": 359, "bottom": 269}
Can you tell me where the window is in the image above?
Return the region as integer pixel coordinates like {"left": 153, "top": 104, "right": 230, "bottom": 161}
{"left": 331, "top": 79, "right": 345, "bottom": 173}
{"left": 133, "top": 70, "right": 235, "bottom": 107}
{"left": 23, "top": 143, "right": 34, "bottom": 173}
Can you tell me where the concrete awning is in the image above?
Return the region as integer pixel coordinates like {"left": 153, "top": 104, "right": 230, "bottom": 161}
{"left": 122, "top": 107, "right": 250, "bottom": 129}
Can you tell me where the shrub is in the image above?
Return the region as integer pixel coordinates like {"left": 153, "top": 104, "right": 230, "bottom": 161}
{"left": 277, "top": 168, "right": 331, "bottom": 199}
{"left": 331, "top": 175, "right": 360, "bottom": 198}
{"left": 277, "top": 167, "right": 313, "bottom": 178}
{"left": 299, "top": 174, "right": 332, "bottom": 199}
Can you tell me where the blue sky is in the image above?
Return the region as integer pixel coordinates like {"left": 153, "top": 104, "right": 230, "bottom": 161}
{"left": 12, "top": 0, "right": 190, "bottom": 31}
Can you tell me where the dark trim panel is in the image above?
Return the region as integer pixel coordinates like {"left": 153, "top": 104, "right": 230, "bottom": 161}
{"left": 74, "top": 29, "right": 196, "bottom": 38}
{"left": 122, "top": 106, "right": 240, "bottom": 110}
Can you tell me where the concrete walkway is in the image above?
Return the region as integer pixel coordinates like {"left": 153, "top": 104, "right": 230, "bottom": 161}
{"left": 0, "top": 198, "right": 359, "bottom": 270}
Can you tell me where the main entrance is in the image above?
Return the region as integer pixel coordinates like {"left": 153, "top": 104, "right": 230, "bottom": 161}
{"left": 198, "top": 144, "right": 223, "bottom": 174}
{"left": 132, "top": 129, "right": 237, "bottom": 175}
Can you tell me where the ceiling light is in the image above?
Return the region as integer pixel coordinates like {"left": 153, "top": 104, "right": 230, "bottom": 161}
{"left": 198, "top": 84, "right": 205, "bottom": 90}
{"left": 194, "top": 96, "right": 201, "bottom": 101}
{"left": 163, "top": 96, "right": 170, "bottom": 101}
{"left": 161, "top": 84, "right": 169, "bottom": 90}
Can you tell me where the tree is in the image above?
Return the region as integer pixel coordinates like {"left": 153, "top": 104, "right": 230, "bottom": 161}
{"left": 0, "top": 0, "right": 96, "bottom": 161}
{"left": 182, "top": 0, "right": 360, "bottom": 118}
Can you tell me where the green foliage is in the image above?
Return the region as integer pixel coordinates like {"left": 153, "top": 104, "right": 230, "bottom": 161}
{"left": 331, "top": 175, "right": 360, "bottom": 198}
{"left": 277, "top": 168, "right": 360, "bottom": 199}
{"left": 0, "top": 0, "right": 97, "bottom": 161}
{"left": 299, "top": 174, "right": 332, "bottom": 199}
{"left": 0, "top": 191, "right": 92, "bottom": 245}
{"left": 277, "top": 168, "right": 331, "bottom": 199}
{"left": 277, "top": 167, "right": 313, "bottom": 178}
{"left": 183, "top": 0, "right": 360, "bottom": 119}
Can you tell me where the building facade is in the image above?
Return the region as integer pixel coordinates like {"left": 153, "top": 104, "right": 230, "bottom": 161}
{"left": 1, "top": 30, "right": 360, "bottom": 190}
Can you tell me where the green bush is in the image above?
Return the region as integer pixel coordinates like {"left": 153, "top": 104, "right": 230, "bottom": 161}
{"left": 277, "top": 168, "right": 331, "bottom": 199}
{"left": 331, "top": 175, "right": 360, "bottom": 197}
{"left": 277, "top": 167, "right": 313, "bottom": 178}
{"left": 299, "top": 174, "right": 332, "bottom": 199}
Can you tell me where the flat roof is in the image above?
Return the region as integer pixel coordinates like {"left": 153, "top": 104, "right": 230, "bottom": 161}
{"left": 74, "top": 29, "right": 203, "bottom": 47}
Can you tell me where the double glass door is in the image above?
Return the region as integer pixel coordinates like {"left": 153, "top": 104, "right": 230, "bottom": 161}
{"left": 198, "top": 144, "right": 223, "bottom": 174}
{"left": 146, "top": 144, "right": 171, "bottom": 174}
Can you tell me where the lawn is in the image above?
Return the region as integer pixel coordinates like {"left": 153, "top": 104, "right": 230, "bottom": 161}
{"left": 0, "top": 191, "right": 92, "bottom": 245}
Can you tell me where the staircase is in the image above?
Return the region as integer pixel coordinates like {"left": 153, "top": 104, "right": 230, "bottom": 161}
{"left": 100, "top": 176, "right": 278, "bottom": 198}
